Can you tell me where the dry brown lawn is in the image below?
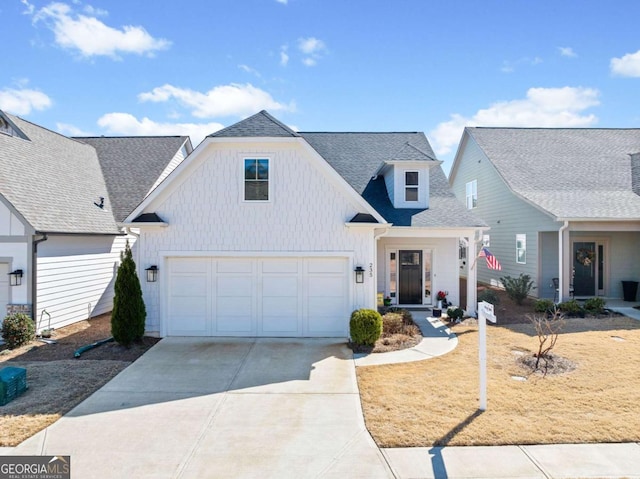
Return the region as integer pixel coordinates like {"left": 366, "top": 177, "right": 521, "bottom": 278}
{"left": 0, "top": 314, "right": 157, "bottom": 446}
{"left": 357, "top": 315, "right": 640, "bottom": 447}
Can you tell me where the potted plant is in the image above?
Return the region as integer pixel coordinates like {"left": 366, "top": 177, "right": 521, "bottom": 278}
{"left": 436, "top": 290, "right": 448, "bottom": 308}
{"left": 383, "top": 296, "right": 392, "bottom": 307}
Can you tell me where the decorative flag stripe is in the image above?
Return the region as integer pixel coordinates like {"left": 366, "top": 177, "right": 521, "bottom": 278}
{"left": 479, "top": 247, "right": 502, "bottom": 271}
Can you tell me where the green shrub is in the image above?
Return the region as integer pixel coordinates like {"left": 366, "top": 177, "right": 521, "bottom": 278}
{"left": 478, "top": 289, "right": 500, "bottom": 306}
{"left": 534, "top": 299, "right": 555, "bottom": 314}
{"left": 350, "top": 309, "right": 383, "bottom": 346}
{"left": 584, "top": 297, "right": 606, "bottom": 315}
{"left": 1, "top": 313, "right": 35, "bottom": 349}
{"left": 111, "top": 242, "right": 147, "bottom": 347}
{"left": 558, "top": 299, "right": 584, "bottom": 316}
{"left": 500, "top": 274, "right": 536, "bottom": 305}
{"left": 446, "top": 307, "right": 464, "bottom": 321}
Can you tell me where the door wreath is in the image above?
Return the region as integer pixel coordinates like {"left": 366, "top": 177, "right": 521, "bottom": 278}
{"left": 575, "top": 248, "right": 595, "bottom": 266}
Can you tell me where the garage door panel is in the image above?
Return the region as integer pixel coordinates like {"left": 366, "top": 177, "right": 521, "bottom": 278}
{"left": 167, "top": 256, "right": 348, "bottom": 337}
{"left": 262, "top": 277, "right": 298, "bottom": 296}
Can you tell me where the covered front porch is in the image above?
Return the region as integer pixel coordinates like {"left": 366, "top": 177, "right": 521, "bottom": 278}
{"left": 540, "top": 221, "right": 640, "bottom": 302}
{"left": 375, "top": 228, "right": 481, "bottom": 315}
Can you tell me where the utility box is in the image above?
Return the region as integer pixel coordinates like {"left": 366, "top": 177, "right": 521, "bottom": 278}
{"left": 0, "top": 366, "right": 28, "bottom": 406}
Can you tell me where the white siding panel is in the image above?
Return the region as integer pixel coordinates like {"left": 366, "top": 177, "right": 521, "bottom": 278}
{"left": 0, "top": 263, "right": 9, "bottom": 317}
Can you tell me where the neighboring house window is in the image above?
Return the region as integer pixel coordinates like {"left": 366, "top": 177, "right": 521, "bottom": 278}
{"left": 482, "top": 235, "right": 490, "bottom": 247}
{"left": 244, "top": 158, "right": 269, "bottom": 201}
{"left": 466, "top": 180, "right": 477, "bottom": 209}
{"left": 405, "top": 171, "right": 418, "bottom": 201}
{"left": 516, "top": 234, "right": 526, "bottom": 264}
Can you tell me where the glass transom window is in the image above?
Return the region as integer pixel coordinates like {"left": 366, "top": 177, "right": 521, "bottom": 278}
{"left": 244, "top": 158, "right": 269, "bottom": 201}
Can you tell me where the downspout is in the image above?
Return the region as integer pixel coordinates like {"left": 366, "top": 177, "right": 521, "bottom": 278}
{"left": 32, "top": 233, "right": 48, "bottom": 322}
{"left": 558, "top": 221, "right": 569, "bottom": 303}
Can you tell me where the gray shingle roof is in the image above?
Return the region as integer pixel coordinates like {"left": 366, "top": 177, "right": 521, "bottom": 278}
{"left": 209, "top": 110, "right": 299, "bottom": 138}
{"left": 300, "top": 131, "right": 485, "bottom": 228}
{"left": 0, "top": 112, "right": 120, "bottom": 234}
{"left": 76, "top": 136, "right": 190, "bottom": 222}
{"left": 467, "top": 127, "right": 640, "bottom": 219}
{"left": 300, "top": 132, "right": 437, "bottom": 195}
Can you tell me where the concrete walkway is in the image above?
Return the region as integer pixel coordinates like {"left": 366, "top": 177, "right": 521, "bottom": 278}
{"left": 9, "top": 338, "right": 393, "bottom": 478}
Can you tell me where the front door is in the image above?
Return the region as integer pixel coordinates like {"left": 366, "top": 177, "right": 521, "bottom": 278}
{"left": 573, "top": 242, "right": 596, "bottom": 296}
{"left": 399, "top": 250, "right": 422, "bottom": 304}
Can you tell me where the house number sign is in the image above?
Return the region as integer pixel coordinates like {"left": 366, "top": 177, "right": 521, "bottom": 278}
{"left": 369, "top": 262, "right": 374, "bottom": 277}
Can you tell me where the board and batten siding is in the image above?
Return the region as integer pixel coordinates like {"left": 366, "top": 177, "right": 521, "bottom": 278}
{"left": 36, "top": 234, "right": 134, "bottom": 330}
{"left": 137, "top": 140, "right": 377, "bottom": 335}
{"left": 451, "top": 135, "right": 558, "bottom": 296}
{"left": 0, "top": 200, "right": 26, "bottom": 236}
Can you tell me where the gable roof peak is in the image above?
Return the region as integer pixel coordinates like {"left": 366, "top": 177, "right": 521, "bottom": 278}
{"left": 209, "top": 110, "right": 300, "bottom": 138}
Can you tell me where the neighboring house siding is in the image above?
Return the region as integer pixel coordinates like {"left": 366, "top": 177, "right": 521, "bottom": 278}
{"left": 451, "top": 136, "right": 558, "bottom": 295}
{"left": 539, "top": 232, "right": 559, "bottom": 299}
{"left": 36, "top": 234, "right": 133, "bottom": 330}
{"left": 138, "top": 141, "right": 376, "bottom": 334}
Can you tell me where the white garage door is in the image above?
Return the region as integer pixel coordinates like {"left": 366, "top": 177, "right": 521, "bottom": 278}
{"left": 0, "top": 263, "right": 8, "bottom": 319}
{"left": 166, "top": 257, "right": 350, "bottom": 337}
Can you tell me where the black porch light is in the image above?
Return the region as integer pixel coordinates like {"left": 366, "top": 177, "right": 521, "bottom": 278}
{"left": 145, "top": 265, "right": 158, "bottom": 283}
{"left": 9, "top": 269, "right": 23, "bottom": 286}
{"left": 354, "top": 266, "right": 365, "bottom": 284}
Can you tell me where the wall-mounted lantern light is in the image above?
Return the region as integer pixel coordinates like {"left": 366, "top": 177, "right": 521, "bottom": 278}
{"left": 145, "top": 265, "right": 158, "bottom": 283}
{"left": 354, "top": 266, "right": 365, "bottom": 284}
{"left": 9, "top": 269, "right": 23, "bottom": 286}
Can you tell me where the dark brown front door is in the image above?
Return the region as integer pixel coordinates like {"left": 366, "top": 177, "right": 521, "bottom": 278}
{"left": 399, "top": 250, "right": 422, "bottom": 304}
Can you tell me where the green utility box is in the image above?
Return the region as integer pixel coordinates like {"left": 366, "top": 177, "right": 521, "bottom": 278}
{"left": 0, "top": 366, "right": 28, "bottom": 406}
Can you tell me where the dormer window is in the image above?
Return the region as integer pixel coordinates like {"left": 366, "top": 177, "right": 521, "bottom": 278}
{"left": 405, "top": 171, "right": 419, "bottom": 202}
{"left": 0, "top": 116, "right": 17, "bottom": 137}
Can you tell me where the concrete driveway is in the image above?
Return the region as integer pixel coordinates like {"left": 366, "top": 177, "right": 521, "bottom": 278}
{"left": 14, "top": 338, "right": 392, "bottom": 478}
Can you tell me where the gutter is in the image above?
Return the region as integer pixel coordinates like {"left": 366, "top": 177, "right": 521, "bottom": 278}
{"left": 32, "top": 234, "right": 48, "bottom": 321}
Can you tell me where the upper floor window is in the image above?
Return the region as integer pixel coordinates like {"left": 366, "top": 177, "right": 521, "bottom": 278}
{"left": 405, "top": 171, "right": 418, "bottom": 202}
{"left": 466, "top": 180, "right": 477, "bottom": 209}
{"left": 244, "top": 158, "right": 269, "bottom": 201}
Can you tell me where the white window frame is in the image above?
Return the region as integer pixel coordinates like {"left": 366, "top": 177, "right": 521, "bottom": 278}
{"left": 242, "top": 157, "right": 271, "bottom": 202}
{"left": 516, "top": 234, "right": 527, "bottom": 264}
{"left": 482, "top": 234, "right": 490, "bottom": 247}
{"left": 466, "top": 180, "right": 477, "bottom": 209}
{"left": 404, "top": 171, "right": 419, "bottom": 202}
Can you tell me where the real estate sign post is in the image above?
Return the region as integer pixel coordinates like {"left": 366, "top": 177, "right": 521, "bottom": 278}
{"left": 478, "top": 301, "right": 496, "bottom": 411}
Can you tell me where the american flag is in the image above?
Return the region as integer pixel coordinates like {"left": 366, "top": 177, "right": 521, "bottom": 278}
{"left": 479, "top": 247, "right": 502, "bottom": 270}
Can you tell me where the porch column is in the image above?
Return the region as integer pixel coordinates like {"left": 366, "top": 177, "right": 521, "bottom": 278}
{"left": 467, "top": 242, "right": 477, "bottom": 316}
{"left": 558, "top": 221, "right": 570, "bottom": 302}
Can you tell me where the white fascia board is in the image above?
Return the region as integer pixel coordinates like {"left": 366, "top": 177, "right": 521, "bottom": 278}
{"left": 374, "top": 160, "right": 443, "bottom": 176}
{"left": 447, "top": 129, "right": 471, "bottom": 185}
{"left": 385, "top": 226, "right": 488, "bottom": 238}
{"left": 120, "top": 222, "right": 168, "bottom": 228}
{"left": 345, "top": 222, "right": 392, "bottom": 228}
{"left": 296, "top": 139, "right": 387, "bottom": 224}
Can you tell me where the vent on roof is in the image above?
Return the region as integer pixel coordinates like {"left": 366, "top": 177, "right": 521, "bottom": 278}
{"left": 632, "top": 153, "right": 640, "bottom": 196}
{"left": 94, "top": 197, "right": 104, "bottom": 209}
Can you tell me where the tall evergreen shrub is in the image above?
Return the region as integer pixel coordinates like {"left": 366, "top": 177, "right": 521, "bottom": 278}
{"left": 111, "top": 242, "right": 146, "bottom": 346}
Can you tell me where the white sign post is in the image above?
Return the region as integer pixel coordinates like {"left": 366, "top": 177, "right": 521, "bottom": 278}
{"left": 478, "top": 301, "right": 496, "bottom": 411}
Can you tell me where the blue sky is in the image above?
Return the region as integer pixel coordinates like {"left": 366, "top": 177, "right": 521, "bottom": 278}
{"left": 2, "top": 0, "right": 640, "bottom": 173}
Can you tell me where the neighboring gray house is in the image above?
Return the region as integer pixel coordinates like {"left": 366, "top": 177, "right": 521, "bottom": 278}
{"left": 450, "top": 127, "right": 640, "bottom": 302}
{"left": 0, "top": 110, "right": 192, "bottom": 331}
{"left": 124, "top": 111, "right": 485, "bottom": 338}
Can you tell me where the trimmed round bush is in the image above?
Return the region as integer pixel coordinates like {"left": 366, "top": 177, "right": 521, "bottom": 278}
{"left": 558, "top": 299, "right": 584, "bottom": 316}
{"left": 385, "top": 307, "right": 413, "bottom": 324}
{"left": 534, "top": 299, "right": 555, "bottom": 313}
{"left": 350, "top": 309, "right": 383, "bottom": 346}
{"left": 446, "top": 307, "right": 464, "bottom": 321}
{"left": 1, "top": 313, "right": 35, "bottom": 349}
{"left": 584, "top": 297, "right": 606, "bottom": 315}
{"left": 478, "top": 289, "right": 500, "bottom": 306}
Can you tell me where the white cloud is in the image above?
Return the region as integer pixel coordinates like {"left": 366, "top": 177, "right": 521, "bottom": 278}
{"left": 611, "top": 49, "right": 640, "bottom": 77}
{"left": 138, "top": 83, "right": 294, "bottom": 118}
{"left": 280, "top": 45, "right": 289, "bottom": 66}
{"left": 31, "top": 2, "right": 170, "bottom": 58}
{"left": 0, "top": 87, "right": 52, "bottom": 115}
{"left": 97, "top": 113, "right": 223, "bottom": 147}
{"left": 82, "top": 5, "right": 108, "bottom": 16}
{"left": 56, "top": 122, "right": 94, "bottom": 136}
{"left": 501, "top": 56, "right": 542, "bottom": 73}
{"left": 430, "top": 86, "right": 600, "bottom": 155}
{"left": 238, "top": 64, "right": 261, "bottom": 78}
{"left": 276, "top": 0, "right": 287, "bottom": 4}
{"left": 21, "top": 0, "right": 35, "bottom": 15}
{"left": 297, "top": 37, "right": 327, "bottom": 66}
{"left": 558, "top": 46, "right": 577, "bottom": 58}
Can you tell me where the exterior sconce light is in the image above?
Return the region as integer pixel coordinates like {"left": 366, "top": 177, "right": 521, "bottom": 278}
{"left": 145, "top": 265, "right": 158, "bottom": 283}
{"left": 354, "top": 266, "right": 365, "bottom": 284}
{"left": 9, "top": 269, "right": 23, "bottom": 286}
